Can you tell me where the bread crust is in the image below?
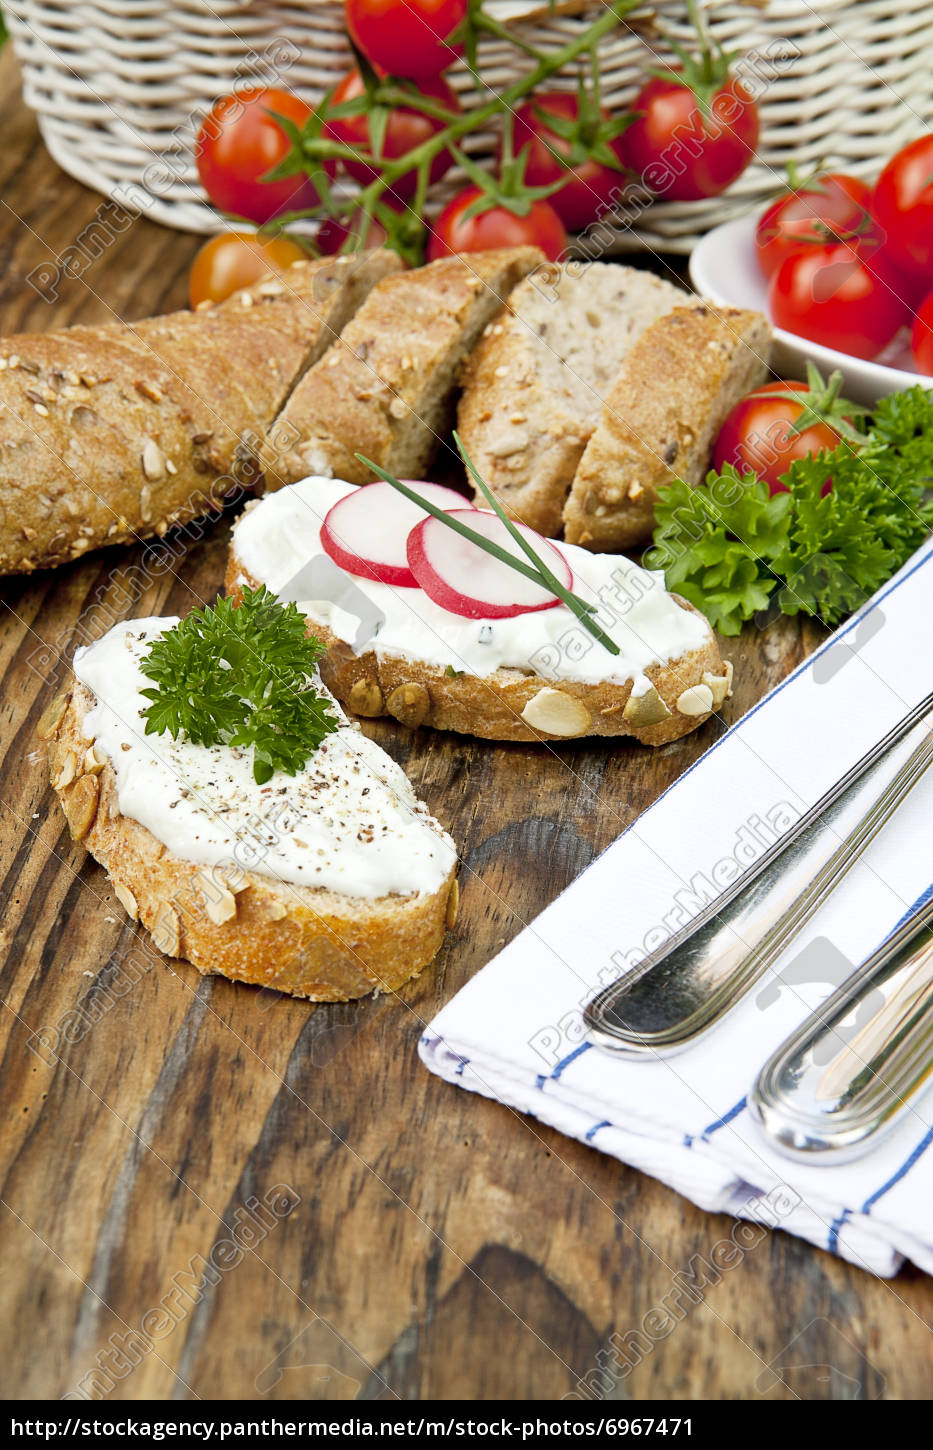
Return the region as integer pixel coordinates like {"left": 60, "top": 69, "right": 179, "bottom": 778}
{"left": 258, "top": 247, "right": 544, "bottom": 491}
{"left": 562, "top": 305, "right": 772, "bottom": 550}
{"left": 226, "top": 554, "right": 733, "bottom": 746}
{"left": 0, "top": 251, "right": 399, "bottom": 576}
{"left": 43, "top": 683, "right": 456, "bottom": 1002}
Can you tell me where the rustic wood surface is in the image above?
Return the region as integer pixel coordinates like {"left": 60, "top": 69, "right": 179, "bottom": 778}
{"left": 0, "top": 47, "right": 931, "bottom": 1403}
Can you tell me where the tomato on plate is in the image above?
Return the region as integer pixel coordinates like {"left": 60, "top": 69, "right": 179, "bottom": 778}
{"left": 755, "top": 173, "right": 874, "bottom": 280}
{"left": 712, "top": 373, "right": 859, "bottom": 495}
{"left": 873, "top": 132, "right": 933, "bottom": 280}
{"left": 344, "top": 0, "right": 466, "bottom": 80}
{"left": 188, "top": 232, "right": 307, "bottom": 307}
{"left": 197, "top": 88, "right": 331, "bottom": 225}
{"left": 910, "top": 289, "right": 933, "bottom": 375}
{"left": 427, "top": 187, "right": 567, "bottom": 262}
{"left": 623, "top": 74, "right": 758, "bottom": 201}
{"left": 768, "top": 240, "right": 909, "bottom": 360}
{"left": 326, "top": 69, "right": 459, "bottom": 198}
{"left": 512, "top": 91, "right": 628, "bottom": 231}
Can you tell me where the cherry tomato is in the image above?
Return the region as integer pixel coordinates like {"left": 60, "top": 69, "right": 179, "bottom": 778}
{"left": 623, "top": 75, "right": 758, "bottom": 201}
{"left": 316, "top": 212, "right": 390, "bottom": 255}
{"left": 872, "top": 132, "right": 933, "bottom": 282}
{"left": 712, "top": 381, "right": 850, "bottom": 495}
{"left": 755, "top": 173, "right": 874, "bottom": 280}
{"left": 427, "top": 187, "right": 567, "bottom": 262}
{"left": 188, "top": 232, "right": 308, "bottom": 307}
{"left": 344, "top": 0, "right": 466, "bottom": 80}
{"left": 512, "top": 92, "right": 627, "bottom": 232}
{"left": 326, "top": 69, "right": 458, "bottom": 199}
{"left": 768, "top": 241, "right": 908, "bottom": 360}
{"left": 909, "top": 288, "right": 933, "bottom": 375}
{"left": 196, "top": 88, "right": 332, "bottom": 225}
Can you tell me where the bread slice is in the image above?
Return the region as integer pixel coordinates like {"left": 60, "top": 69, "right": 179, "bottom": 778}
{"left": 40, "top": 627, "right": 457, "bottom": 1003}
{"left": 225, "top": 477, "right": 734, "bottom": 747}
{"left": 0, "top": 250, "right": 400, "bottom": 576}
{"left": 562, "top": 304, "right": 772, "bottom": 551}
{"left": 456, "top": 262, "right": 686, "bottom": 536}
{"left": 258, "top": 247, "right": 544, "bottom": 490}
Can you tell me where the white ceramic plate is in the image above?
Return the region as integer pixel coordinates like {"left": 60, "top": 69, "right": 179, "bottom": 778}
{"left": 688, "top": 212, "right": 930, "bottom": 407}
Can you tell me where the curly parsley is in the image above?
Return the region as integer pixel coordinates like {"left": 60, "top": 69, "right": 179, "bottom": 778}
{"left": 646, "top": 385, "right": 933, "bottom": 636}
{"left": 140, "top": 586, "right": 340, "bottom": 784}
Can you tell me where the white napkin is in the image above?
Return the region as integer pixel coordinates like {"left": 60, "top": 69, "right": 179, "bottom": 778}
{"left": 420, "top": 539, "right": 933, "bottom": 1277}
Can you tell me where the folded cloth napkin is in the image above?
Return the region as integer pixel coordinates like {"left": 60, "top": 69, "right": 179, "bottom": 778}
{"left": 420, "top": 539, "right": 933, "bottom": 1277}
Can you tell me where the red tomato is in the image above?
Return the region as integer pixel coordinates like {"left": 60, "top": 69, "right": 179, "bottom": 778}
{"left": 345, "top": 0, "right": 466, "bottom": 80}
{"left": 755, "top": 174, "right": 874, "bottom": 280}
{"left": 712, "top": 381, "right": 849, "bottom": 495}
{"left": 326, "top": 69, "right": 458, "bottom": 198}
{"left": 910, "top": 289, "right": 933, "bottom": 375}
{"left": 513, "top": 92, "right": 627, "bottom": 231}
{"left": 623, "top": 75, "right": 758, "bottom": 201}
{"left": 873, "top": 133, "right": 933, "bottom": 279}
{"left": 188, "top": 232, "right": 307, "bottom": 307}
{"left": 427, "top": 187, "right": 567, "bottom": 262}
{"left": 196, "top": 88, "right": 331, "bottom": 225}
{"left": 768, "top": 241, "right": 908, "bottom": 360}
{"left": 316, "top": 212, "right": 390, "bottom": 254}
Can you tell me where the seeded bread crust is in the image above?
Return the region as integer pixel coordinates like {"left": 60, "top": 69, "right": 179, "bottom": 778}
{"left": 41, "top": 682, "right": 457, "bottom": 1003}
{"left": 226, "top": 550, "right": 732, "bottom": 745}
{"left": 562, "top": 304, "right": 772, "bottom": 550}
{"left": 456, "top": 263, "right": 686, "bottom": 536}
{"left": 256, "top": 247, "right": 544, "bottom": 491}
{"left": 0, "top": 250, "right": 400, "bottom": 576}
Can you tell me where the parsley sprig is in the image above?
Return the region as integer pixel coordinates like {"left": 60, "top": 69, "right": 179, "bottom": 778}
{"left": 140, "top": 587, "right": 339, "bottom": 785}
{"left": 646, "top": 385, "right": 933, "bottom": 636}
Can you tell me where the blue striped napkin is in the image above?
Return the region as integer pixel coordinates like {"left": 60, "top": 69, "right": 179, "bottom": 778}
{"left": 420, "top": 539, "right": 933, "bottom": 1277}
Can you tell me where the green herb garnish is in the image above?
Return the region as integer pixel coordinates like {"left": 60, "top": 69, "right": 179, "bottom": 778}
{"left": 647, "top": 384, "right": 933, "bottom": 636}
{"left": 140, "top": 586, "right": 340, "bottom": 785}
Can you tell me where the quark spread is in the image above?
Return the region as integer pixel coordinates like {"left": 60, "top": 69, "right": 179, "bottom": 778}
{"left": 232, "top": 477, "right": 712, "bottom": 691}
{"left": 74, "top": 620, "right": 455, "bottom": 899}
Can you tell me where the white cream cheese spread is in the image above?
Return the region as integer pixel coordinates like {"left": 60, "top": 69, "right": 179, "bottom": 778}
{"left": 74, "top": 619, "right": 456, "bottom": 899}
{"left": 231, "top": 477, "right": 712, "bottom": 690}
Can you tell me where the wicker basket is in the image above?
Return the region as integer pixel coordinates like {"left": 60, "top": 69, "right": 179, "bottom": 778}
{"left": 6, "top": 0, "right": 933, "bottom": 253}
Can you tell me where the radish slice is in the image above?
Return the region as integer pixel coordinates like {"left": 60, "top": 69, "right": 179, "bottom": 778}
{"left": 321, "top": 480, "right": 473, "bottom": 587}
{"left": 407, "top": 510, "right": 573, "bottom": 619}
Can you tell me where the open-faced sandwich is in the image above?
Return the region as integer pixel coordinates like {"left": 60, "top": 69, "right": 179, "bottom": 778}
{"left": 226, "top": 472, "right": 734, "bottom": 745}
{"left": 40, "top": 591, "right": 457, "bottom": 1000}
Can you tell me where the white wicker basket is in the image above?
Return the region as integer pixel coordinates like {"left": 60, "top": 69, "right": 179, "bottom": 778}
{"left": 5, "top": 1, "right": 933, "bottom": 253}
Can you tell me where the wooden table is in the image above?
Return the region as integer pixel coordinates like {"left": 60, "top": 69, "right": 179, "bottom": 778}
{"left": 1, "top": 47, "right": 931, "bottom": 1404}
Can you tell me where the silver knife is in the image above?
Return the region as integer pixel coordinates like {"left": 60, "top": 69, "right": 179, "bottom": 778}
{"left": 584, "top": 694, "right": 933, "bottom": 1058}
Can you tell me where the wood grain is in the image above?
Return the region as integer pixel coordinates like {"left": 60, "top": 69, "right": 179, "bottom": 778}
{"left": 0, "top": 46, "right": 931, "bottom": 1402}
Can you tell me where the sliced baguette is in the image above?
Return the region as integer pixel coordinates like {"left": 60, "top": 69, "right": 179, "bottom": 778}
{"left": 562, "top": 305, "right": 772, "bottom": 550}
{"left": 0, "top": 250, "right": 399, "bottom": 576}
{"left": 257, "top": 247, "right": 544, "bottom": 490}
{"left": 456, "top": 262, "right": 686, "bottom": 536}
{"left": 226, "top": 480, "right": 734, "bottom": 747}
{"left": 41, "top": 662, "right": 456, "bottom": 1003}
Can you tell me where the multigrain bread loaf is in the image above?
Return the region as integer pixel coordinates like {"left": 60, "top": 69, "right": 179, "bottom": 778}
{"left": 0, "top": 250, "right": 400, "bottom": 576}
{"left": 256, "top": 247, "right": 543, "bottom": 490}
{"left": 456, "top": 262, "right": 685, "bottom": 536}
{"left": 40, "top": 673, "right": 457, "bottom": 1002}
{"left": 563, "top": 304, "right": 772, "bottom": 550}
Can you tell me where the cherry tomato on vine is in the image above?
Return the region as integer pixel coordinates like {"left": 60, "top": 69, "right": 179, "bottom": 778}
{"left": 624, "top": 74, "right": 758, "bottom": 202}
{"left": 873, "top": 133, "right": 933, "bottom": 279}
{"left": 196, "top": 88, "right": 331, "bottom": 225}
{"left": 712, "top": 378, "right": 855, "bottom": 495}
{"left": 344, "top": 0, "right": 466, "bottom": 80}
{"left": 768, "top": 240, "right": 908, "bottom": 360}
{"left": 755, "top": 173, "right": 874, "bottom": 280}
{"left": 427, "top": 187, "right": 567, "bottom": 262}
{"left": 188, "top": 232, "right": 307, "bottom": 307}
{"left": 326, "top": 69, "right": 459, "bottom": 199}
{"left": 512, "top": 91, "right": 628, "bottom": 231}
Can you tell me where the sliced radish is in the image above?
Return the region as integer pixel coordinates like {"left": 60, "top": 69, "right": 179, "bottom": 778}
{"left": 321, "top": 480, "right": 473, "bottom": 587}
{"left": 407, "top": 510, "right": 573, "bottom": 619}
